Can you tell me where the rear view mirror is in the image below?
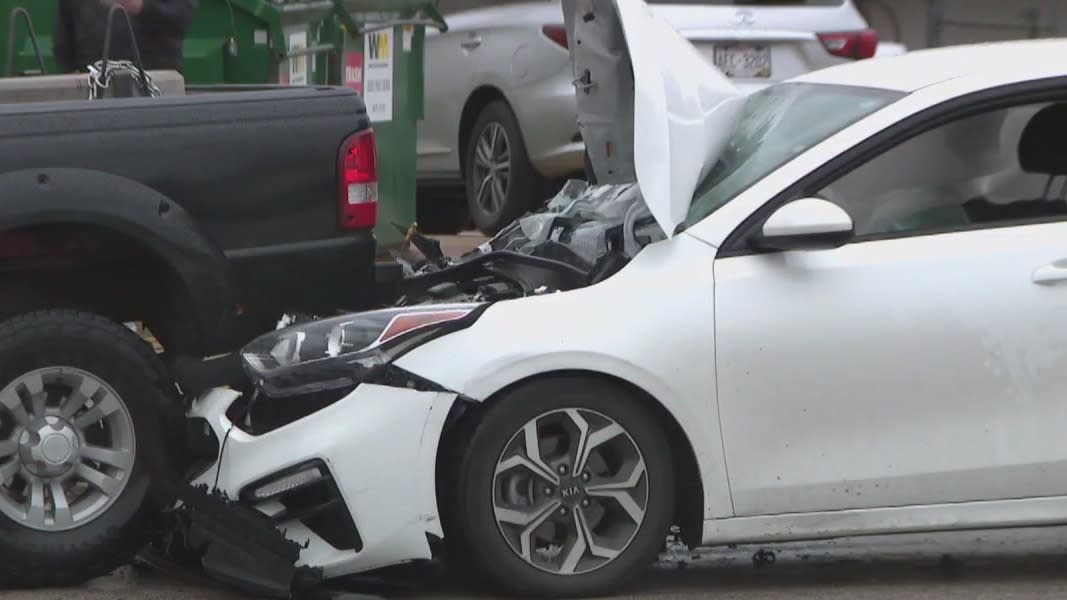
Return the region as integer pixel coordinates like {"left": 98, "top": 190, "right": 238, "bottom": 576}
{"left": 751, "top": 198, "right": 854, "bottom": 251}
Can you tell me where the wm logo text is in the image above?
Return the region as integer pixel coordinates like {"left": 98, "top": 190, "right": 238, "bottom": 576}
{"left": 367, "top": 31, "right": 390, "bottom": 60}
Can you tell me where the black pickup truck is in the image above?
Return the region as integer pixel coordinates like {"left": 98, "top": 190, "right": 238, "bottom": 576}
{"left": 0, "top": 85, "right": 382, "bottom": 355}
{"left": 0, "top": 86, "right": 387, "bottom": 585}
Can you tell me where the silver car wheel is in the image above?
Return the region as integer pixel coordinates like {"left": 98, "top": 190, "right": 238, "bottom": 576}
{"left": 0, "top": 367, "right": 136, "bottom": 532}
{"left": 472, "top": 121, "right": 512, "bottom": 216}
{"left": 492, "top": 408, "right": 649, "bottom": 576}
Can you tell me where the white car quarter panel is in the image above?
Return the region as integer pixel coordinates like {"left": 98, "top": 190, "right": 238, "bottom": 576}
{"left": 190, "top": 386, "right": 458, "bottom": 578}
{"left": 395, "top": 233, "right": 735, "bottom": 519}
{"left": 419, "top": 29, "right": 480, "bottom": 175}
{"left": 470, "top": 29, "right": 581, "bottom": 178}
{"left": 713, "top": 222, "right": 1067, "bottom": 517}
{"left": 418, "top": 2, "right": 584, "bottom": 179}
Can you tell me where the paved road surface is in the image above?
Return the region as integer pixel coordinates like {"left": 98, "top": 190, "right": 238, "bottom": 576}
{"left": 10, "top": 528, "right": 1067, "bottom": 600}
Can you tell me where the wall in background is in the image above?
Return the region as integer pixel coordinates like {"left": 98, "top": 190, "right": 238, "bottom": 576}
{"left": 432, "top": 0, "right": 1064, "bottom": 51}
{"left": 860, "top": 0, "right": 1063, "bottom": 50}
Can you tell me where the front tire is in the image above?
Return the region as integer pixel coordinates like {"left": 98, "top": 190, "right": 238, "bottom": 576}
{"left": 464, "top": 100, "right": 553, "bottom": 236}
{"left": 453, "top": 376, "right": 675, "bottom": 597}
{"left": 0, "top": 311, "right": 176, "bottom": 588}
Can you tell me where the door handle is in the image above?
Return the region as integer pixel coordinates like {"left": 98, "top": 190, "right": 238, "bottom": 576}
{"left": 1032, "top": 260, "right": 1067, "bottom": 284}
{"left": 460, "top": 36, "right": 482, "bottom": 50}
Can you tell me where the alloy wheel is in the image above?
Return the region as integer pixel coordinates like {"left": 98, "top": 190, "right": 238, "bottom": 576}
{"left": 0, "top": 367, "right": 136, "bottom": 531}
{"left": 471, "top": 122, "right": 512, "bottom": 217}
{"left": 492, "top": 408, "right": 649, "bottom": 576}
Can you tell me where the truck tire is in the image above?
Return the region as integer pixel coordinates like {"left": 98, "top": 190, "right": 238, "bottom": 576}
{"left": 0, "top": 311, "right": 177, "bottom": 588}
{"left": 465, "top": 101, "right": 553, "bottom": 236}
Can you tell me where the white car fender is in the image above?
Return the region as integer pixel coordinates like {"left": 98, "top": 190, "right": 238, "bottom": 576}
{"left": 394, "top": 234, "right": 736, "bottom": 519}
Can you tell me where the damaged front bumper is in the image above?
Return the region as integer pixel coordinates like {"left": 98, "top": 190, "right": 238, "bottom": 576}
{"left": 188, "top": 382, "right": 458, "bottom": 580}
{"left": 166, "top": 302, "right": 480, "bottom": 597}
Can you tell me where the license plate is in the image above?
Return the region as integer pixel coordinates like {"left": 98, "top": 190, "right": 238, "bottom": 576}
{"left": 713, "top": 44, "right": 771, "bottom": 79}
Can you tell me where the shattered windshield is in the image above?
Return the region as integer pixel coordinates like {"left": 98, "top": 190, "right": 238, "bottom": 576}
{"left": 683, "top": 83, "right": 904, "bottom": 228}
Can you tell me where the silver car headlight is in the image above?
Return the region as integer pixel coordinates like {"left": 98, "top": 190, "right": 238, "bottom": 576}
{"left": 241, "top": 303, "right": 485, "bottom": 398}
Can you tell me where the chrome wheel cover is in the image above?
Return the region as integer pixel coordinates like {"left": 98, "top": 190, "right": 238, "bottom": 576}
{"left": 471, "top": 121, "right": 512, "bottom": 217}
{"left": 0, "top": 367, "right": 136, "bottom": 531}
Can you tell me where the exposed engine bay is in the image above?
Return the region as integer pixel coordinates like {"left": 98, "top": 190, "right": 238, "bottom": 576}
{"left": 388, "top": 180, "right": 666, "bottom": 306}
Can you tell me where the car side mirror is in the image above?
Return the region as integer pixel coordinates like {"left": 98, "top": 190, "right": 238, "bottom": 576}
{"left": 750, "top": 198, "right": 854, "bottom": 251}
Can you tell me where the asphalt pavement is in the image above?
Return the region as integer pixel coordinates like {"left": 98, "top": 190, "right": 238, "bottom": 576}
{"left": 11, "top": 527, "right": 1067, "bottom": 600}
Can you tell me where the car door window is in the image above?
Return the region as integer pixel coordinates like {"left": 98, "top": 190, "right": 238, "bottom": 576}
{"left": 818, "top": 101, "right": 1067, "bottom": 238}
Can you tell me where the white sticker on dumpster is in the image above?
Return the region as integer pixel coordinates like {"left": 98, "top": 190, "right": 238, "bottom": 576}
{"left": 288, "top": 31, "right": 308, "bottom": 86}
{"left": 363, "top": 28, "right": 394, "bottom": 122}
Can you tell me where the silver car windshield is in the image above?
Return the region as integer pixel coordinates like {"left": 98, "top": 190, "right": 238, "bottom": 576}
{"left": 684, "top": 82, "right": 904, "bottom": 228}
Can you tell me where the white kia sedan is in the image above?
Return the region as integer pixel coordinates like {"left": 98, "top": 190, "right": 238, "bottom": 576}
{"left": 193, "top": 1, "right": 1067, "bottom": 598}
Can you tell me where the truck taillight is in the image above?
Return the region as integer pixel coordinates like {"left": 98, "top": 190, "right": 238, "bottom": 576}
{"left": 542, "top": 25, "right": 568, "bottom": 49}
{"left": 338, "top": 129, "right": 378, "bottom": 230}
{"left": 818, "top": 29, "right": 879, "bottom": 60}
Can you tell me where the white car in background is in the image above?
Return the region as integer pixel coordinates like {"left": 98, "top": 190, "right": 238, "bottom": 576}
{"left": 417, "top": 0, "right": 885, "bottom": 235}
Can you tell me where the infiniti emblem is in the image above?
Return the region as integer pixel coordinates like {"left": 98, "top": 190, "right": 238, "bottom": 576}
{"left": 735, "top": 9, "right": 756, "bottom": 27}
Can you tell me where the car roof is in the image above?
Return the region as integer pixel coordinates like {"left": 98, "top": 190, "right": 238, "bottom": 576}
{"left": 793, "top": 38, "right": 1067, "bottom": 93}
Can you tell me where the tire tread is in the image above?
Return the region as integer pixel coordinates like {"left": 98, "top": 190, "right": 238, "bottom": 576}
{"left": 0, "top": 310, "right": 178, "bottom": 589}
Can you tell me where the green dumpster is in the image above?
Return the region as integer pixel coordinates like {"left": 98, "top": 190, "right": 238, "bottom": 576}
{"left": 0, "top": 0, "right": 444, "bottom": 249}
{"left": 325, "top": 0, "right": 446, "bottom": 248}
{"left": 0, "top": 1, "right": 340, "bottom": 84}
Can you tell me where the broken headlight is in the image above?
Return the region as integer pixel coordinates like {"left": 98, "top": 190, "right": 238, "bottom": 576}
{"left": 241, "top": 304, "right": 485, "bottom": 398}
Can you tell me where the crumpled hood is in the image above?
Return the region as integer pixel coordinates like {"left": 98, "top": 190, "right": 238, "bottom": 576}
{"left": 563, "top": 0, "right": 747, "bottom": 236}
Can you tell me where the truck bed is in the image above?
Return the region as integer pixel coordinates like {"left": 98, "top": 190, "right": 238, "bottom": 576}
{"left": 0, "top": 86, "right": 377, "bottom": 335}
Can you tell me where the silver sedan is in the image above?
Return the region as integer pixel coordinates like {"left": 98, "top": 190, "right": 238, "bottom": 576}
{"left": 417, "top": 0, "right": 881, "bottom": 235}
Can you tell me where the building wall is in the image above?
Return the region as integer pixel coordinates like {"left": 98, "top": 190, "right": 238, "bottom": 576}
{"left": 858, "top": 0, "right": 1064, "bottom": 50}
{"left": 433, "top": 0, "right": 1065, "bottom": 50}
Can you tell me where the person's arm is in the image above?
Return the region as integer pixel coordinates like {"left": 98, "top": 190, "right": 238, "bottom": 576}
{"left": 52, "top": 0, "right": 76, "bottom": 73}
{"left": 136, "top": 0, "right": 198, "bottom": 37}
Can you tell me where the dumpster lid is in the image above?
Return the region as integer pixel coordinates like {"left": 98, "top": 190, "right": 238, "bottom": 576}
{"left": 333, "top": 0, "right": 447, "bottom": 33}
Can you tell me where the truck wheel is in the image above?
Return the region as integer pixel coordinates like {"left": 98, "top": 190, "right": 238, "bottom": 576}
{"left": 0, "top": 311, "right": 175, "bottom": 588}
{"left": 464, "top": 101, "right": 551, "bottom": 236}
{"left": 453, "top": 376, "right": 675, "bottom": 598}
